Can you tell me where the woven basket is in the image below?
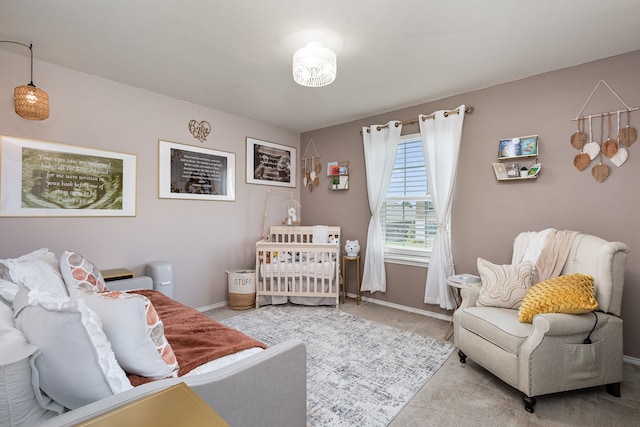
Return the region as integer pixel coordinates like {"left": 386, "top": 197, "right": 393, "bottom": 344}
{"left": 227, "top": 270, "right": 255, "bottom": 310}
{"left": 228, "top": 292, "right": 256, "bottom": 311}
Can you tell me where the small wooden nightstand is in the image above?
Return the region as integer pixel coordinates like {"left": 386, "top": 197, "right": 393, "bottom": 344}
{"left": 342, "top": 255, "right": 361, "bottom": 304}
{"left": 101, "top": 268, "right": 134, "bottom": 282}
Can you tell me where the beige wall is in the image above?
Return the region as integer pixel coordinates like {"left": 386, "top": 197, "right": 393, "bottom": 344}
{"left": 301, "top": 50, "right": 640, "bottom": 358}
{"left": 0, "top": 50, "right": 300, "bottom": 308}
{"left": 2, "top": 47, "right": 638, "bottom": 358}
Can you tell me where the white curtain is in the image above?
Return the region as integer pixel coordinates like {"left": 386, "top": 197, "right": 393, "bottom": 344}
{"left": 419, "top": 105, "right": 466, "bottom": 309}
{"left": 361, "top": 121, "right": 402, "bottom": 293}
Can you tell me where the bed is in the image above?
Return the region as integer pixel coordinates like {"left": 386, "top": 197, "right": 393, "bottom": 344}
{"left": 255, "top": 225, "right": 341, "bottom": 307}
{"left": 1, "top": 249, "right": 307, "bottom": 427}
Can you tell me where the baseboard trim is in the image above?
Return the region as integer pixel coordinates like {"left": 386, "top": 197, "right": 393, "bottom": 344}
{"left": 197, "top": 301, "right": 228, "bottom": 312}
{"left": 351, "top": 293, "right": 452, "bottom": 322}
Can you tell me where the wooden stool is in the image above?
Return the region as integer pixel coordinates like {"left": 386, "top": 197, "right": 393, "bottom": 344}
{"left": 342, "top": 255, "right": 361, "bottom": 304}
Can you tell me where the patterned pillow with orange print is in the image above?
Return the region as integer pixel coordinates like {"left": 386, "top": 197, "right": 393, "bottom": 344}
{"left": 59, "top": 250, "right": 108, "bottom": 297}
{"left": 81, "top": 290, "right": 179, "bottom": 379}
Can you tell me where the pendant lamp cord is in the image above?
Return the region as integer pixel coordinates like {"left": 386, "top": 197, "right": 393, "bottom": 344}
{"left": 0, "top": 40, "right": 35, "bottom": 84}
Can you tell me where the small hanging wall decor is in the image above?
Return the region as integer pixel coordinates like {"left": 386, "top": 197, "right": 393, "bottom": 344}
{"left": 188, "top": 120, "right": 211, "bottom": 142}
{"left": 301, "top": 139, "right": 321, "bottom": 193}
{"left": 570, "top": 80, "right": 638, "bottom": 183}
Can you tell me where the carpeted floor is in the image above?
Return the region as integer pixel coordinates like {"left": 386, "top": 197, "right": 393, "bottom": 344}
{"left": 216, "top": 305, "right": 453, "bottom": 427}
{"left": 205, "top": 301, "right": 640, "bottom": 426}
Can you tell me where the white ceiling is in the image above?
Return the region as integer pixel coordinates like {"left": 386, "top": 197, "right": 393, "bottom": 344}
{"left": 1, "top": 1, "right": 639, "bottom": 133}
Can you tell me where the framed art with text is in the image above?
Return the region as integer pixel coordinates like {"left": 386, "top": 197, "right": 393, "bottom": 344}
{"left": 0, "top": 135, "right": 136, "bottom": 217}
{"left": 158, "top": 140, "right": 235, "bottom": 201}
{"left": 246, "top": 137, "right": 296, "bottom": 188}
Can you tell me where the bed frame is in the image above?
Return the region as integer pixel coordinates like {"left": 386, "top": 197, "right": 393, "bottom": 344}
{"left": 255, "top": 226, "right": 341, "bottom": 307}
{"left": 38, "top": 276, "right": 307, "bottom": 427}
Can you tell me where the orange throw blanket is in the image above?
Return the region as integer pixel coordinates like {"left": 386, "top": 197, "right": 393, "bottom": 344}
{"left": 127, "top": 290, "right": 266, "bottom": 386}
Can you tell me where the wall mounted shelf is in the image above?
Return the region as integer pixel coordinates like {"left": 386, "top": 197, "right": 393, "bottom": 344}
{"left": 493, "top": 135, "right": 540, "bottom": 181}
{"left": 327, "top": 161, "right": 349, "bottom": 190}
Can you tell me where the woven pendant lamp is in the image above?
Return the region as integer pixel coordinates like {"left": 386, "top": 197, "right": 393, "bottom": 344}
{"left": 1, "top": 41, "right": 50, "bottom": 120}
{"left": 292, "top": 42, "right": 336, "bottom": 88}
{"left": 15, "top": 83, "right": 49, "bottom": 120}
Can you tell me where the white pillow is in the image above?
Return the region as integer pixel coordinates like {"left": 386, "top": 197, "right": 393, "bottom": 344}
{"left": 0, "top": 278, "right": 19, "bottom": 304}
{"left": 13, "top": 287, "right": 133, "bottom": 410}
{"left": 59, "top": 250, "right": 108, "bottom": 298}
{"left": 477, "top": 258, "right": 533, "bottom": 309}
{"left": 0, "top": 302, "right": 60, "bottom": 425}
{"left": 312, "top": 225, "right": 330, "bottom": 244}
{"left": 81, "top": 291, "right": 179, "bottom": 379}
{"left": 0, "top": 249, "right": 67, "bottom": 297}
{"left": 0, "top": 357, "right": 59, "bottom": 427}
{"left": 0, "top": 302, "right": 40, "bottom": 366}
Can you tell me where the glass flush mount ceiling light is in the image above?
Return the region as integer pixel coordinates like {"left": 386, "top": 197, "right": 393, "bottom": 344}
{"left": 293, "top": 42, "right": 336, "bottom": 88}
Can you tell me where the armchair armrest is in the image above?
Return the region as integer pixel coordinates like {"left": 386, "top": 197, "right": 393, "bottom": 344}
{"left": 518, "top": 311, "right": 621, "bottom": 396}
{"left": 459, "top": 286, "right": 481, "bottom": 309}
{"left": 530, "top": 311, "right": 608, "bottom": 337}
{"left": 520, "top": 311, "right": 610, "bottom": 366}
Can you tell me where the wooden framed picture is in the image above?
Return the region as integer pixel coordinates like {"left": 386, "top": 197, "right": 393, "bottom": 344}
{"left": 0, "top": 135, "right": 136, "bottom": 217}
{"left": 246, "top": 137, "right": 296, "bottom": 188}
{"left": 158, "top": 140, "right": 235, "bottom": 201}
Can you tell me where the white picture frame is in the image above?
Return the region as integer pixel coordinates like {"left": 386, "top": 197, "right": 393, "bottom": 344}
{"left": 246, "top": 137, "right": 296, "bottom": 188}
{"left": 158, "top": 140, "right": 235, "bottom": 201}
{"left": 0, "top": 135, "right": 136, "bottom": 217}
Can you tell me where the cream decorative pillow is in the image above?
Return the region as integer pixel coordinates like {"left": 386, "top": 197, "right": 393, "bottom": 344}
{"left": 518, "top": 273, "right": 598, "bottom": 323}
{"left": 477, "top": 258, "right": 533, "bottom": 309}
{"left": 81, "top": 291, "right": 179, "bottom": 379}
{"left": 13, "top": 287, "right": 132, "bottom": 410}
{"left": 59, "top": 250, "right": 108, "bottom": 297}
{"left": 0, "top": 249, "right": 68, "bottom": 297}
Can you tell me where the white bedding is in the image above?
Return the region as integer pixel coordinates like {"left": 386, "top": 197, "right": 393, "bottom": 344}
{"left": 182, "top": 347, "right": 264, "bottom": 376}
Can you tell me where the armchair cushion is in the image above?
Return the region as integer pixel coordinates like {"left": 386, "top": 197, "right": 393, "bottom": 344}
{"left": 459, "top": 306, "right": 532, "bottom": 354}
{"left": 477, "top": 258, "right": 532, "bottom": 309}
{"left": 518, "top": 273, "right": 598, "bottom": 322}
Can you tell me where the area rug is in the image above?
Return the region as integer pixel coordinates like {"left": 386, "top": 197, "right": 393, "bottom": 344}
{"left": 220, "top": 305, "right": 454, "bottom": 427}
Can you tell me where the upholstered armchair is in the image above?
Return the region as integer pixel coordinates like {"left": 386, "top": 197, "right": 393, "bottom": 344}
{"left": 453, "top": 231, "right": 629, "bottom": 413}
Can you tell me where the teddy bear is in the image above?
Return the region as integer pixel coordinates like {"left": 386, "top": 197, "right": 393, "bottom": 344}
{"left": 344, "top": 240, "right": 360, "bottom": 257}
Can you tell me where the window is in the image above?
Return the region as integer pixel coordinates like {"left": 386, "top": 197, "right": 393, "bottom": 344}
{"left": 381, "top": 134, "right": 437, "bottom": 266}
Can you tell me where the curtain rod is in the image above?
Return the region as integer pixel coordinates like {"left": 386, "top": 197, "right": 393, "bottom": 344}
{"left": 362, "top": 105, "right": 474, "bottom": 133}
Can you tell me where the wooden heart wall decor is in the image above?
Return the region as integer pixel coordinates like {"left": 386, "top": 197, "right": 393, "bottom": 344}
{"left": 571, "top": 80, "right": 638, "bottom": 183}
{"left": 188, "top": 120, "right": 211, "bottom": 142}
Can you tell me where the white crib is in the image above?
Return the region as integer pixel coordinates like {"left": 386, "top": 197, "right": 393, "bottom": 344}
{"left": 255, "top": 226, "right": 341, "bottom": 307}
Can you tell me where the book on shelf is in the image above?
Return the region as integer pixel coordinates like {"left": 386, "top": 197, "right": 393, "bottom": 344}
{"left": 448, "top": 274, "right": 481, "bottom": 284}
